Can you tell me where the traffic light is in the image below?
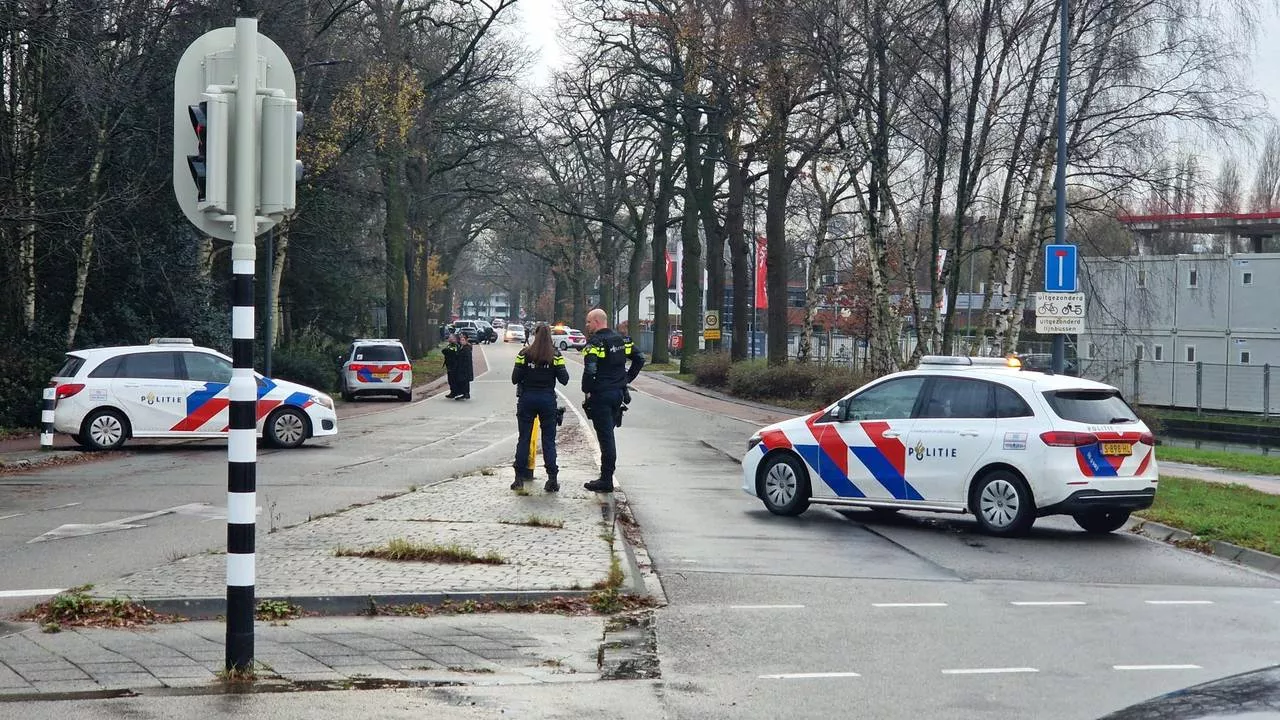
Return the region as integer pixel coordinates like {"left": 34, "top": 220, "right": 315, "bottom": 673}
{"left": 186, "top": 92, "right": 229, "bottom": 211}
{"left": 260, "top": 96, "right": 302, "bottom": 216}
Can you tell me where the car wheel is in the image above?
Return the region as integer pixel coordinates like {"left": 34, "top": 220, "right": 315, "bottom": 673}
{"left": 1073, "top": 509, "right": 1131, "bottom": 534}
{"left": 80, "top": 409, "right": 129, "bottom": 451}
{"left": 400, "top": 390, "right": 413, "bottom": 402}
{"left": 970, "top": 470, "right": 1035, "bottom": 537}
{"left": 72, "top": 432, "right": 91, "bottom": 449}
{"left": 340, "top": 383, "right": 354, "bottom": 402}
{"left": 559, "top": 341, "right": 568, "bottom": 350}
{"left": 757, "top": 452, "right": 811, "bottom": 516}
{"left": 266, "top": 407, "right": 309, "bottom": 449}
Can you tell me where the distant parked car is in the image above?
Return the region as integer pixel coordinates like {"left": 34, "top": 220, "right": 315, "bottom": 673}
{"left": 47, "top": 338, "right": 337, "bottom": 451}
{"left": 451, "top": 320, "right": 481, "bottom": 342}
{"left": 338, "top": 339, "right": 412, "bottom": 402}
{"left": 1019, "top": 353, "right": 1078, "bottom": 376}
{"left": 492, "top": 318, "right": 507, "bottom": 329}
{"left": 505, "top": 324, "right": 527, "bottom": 343}
{"left": 1096, "top": 664, "right": 1280, "bottom": 718}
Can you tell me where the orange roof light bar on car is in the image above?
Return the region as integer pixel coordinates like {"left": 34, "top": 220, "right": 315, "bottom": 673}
{"left": 918, "top": 355, "right": 1023, "bottom": 369}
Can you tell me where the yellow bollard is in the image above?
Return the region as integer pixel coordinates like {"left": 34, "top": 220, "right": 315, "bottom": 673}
{"left": 527, "top": 415, "right": 540, "bottom": 472}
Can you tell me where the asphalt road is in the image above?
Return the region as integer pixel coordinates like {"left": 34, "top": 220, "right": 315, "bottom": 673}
{"left": 607, "top": 366, "right": 1280, "bottom": 720}
{"left": 0, "top": 344, "right": 539, "bottom": 619}
{"left": 3, "top": 344, "right": 1278, "bottom": 720}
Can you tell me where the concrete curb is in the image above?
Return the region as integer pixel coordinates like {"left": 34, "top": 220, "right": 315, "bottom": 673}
{"left": 642, "top": 372, "right": 798, "bottom": 417}
{"left": 132, "top": 589, "right": 599, "bottom": 620}
{"left": 1130, "top": 518, "right": 1280, "bottom": 574}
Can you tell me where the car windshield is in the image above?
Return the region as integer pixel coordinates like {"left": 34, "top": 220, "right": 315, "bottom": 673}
{"left": 1043, "top": 389, "right": 1137, "bottom": 424}
{"left": 354, "top": 345, "right": 406, "bottom": 362}
{"left": 510, "top": 325, "right": 525, "bottom": 331}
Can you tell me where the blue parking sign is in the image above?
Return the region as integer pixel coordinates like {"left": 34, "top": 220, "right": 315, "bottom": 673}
{"left": 1044, "top": 244, "right": 1078, "bottom": 292}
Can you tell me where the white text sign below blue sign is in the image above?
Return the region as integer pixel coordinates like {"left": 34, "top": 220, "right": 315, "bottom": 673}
{"left": 1044, "top": 244, "right": 1078, "bottom": 293}
{"left": 1034, "top": 292, "right": 1085, "bottom": 334}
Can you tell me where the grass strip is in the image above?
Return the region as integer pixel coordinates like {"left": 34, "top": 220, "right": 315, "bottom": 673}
{"left": 336, "top": 539, "right": 505, "bottom": 565}
{"left": 1138, "top": 476, "right": 1280, "bottom": 556}
{"left": 411, "top": 347, "right": 448, "bottom": 387}
{"left": 1157, "top": 447, "right": 1280, "bottom": 476}
{"left": 499, "top": 515, "right": 565, "bottom": 529}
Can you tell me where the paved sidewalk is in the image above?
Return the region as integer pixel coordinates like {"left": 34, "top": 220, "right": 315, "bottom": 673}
{"left": 0, "top": 614, "right": 602, "bottom": 696}
{"left": 91, "top": 433, "right": 612, "bottom": 605}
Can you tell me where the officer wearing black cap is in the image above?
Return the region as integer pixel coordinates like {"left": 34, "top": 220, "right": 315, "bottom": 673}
{"left": 581, "top": 308, "right": 644, "bottom": 493}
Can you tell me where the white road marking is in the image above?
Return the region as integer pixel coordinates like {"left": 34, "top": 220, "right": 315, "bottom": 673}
{"left": 942, "top": 667, "right": 1039, "bottom": 675}
{"left": 731, "top": 604, "right": 805, "bottom": 610}
{"left": 0, "top": 513, "right": 24, "bottom": 521}
{"left": 1113, "top": 664, "right": 1202, "bottom": 671}
{"left": 0, "top": 588, "right": 65, "bottom": 599}
{"left": 39, "top": 502, "right": 81, "bottom": 511}
{"left": 1011, "top": 601, "right": 1087, "bottom": 606}
{"left": 759, "top": 672, "right": 861, "bottom": 679}
{"left": 27, "top": 502, "right": 223, "bottom": 543}
{"left": 1144, "top": 600, "right": 1214, "bottom": 605}
{"left": 873, "top": 602, "right": 948, "bottom": 608}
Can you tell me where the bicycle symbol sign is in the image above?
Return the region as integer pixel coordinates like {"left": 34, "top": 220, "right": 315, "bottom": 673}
{"left": 1034, "top": 292, "right": 1086, "bottom": 318}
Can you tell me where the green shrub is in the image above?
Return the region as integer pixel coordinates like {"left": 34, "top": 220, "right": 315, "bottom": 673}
{"left": 812, "top": 366, "right": 873, "bottom": 406}
{"left": 690, "top": 352, "right": 732, "bottom": 388}
{"left": 270, "top": 332, "right": 345, "bottom": 393}
{"left": 725, "top": 359, "right": 873, "bottom": 407}
{"left": 0, "top": 327, "right": 70, "bottom": 429}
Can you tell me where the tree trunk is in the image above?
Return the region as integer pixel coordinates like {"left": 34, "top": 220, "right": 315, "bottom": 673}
{"left": 269, "top": 224, "right": 289, "bottom": 348}
{"left": 381, "top": 155, "right": 408, "bottom": 339}
{"left": 649, "top": 114, "right": 677, "bottom": 365}
{"left": 764, "top": 129, "right": 788, "bottom": 367}
{"left": 696, "top": 135, "right": 725, "bottom": 352}
{"left": 678, "top": 102, "right": 704, "bottom": 374}
{"left": 66, "top": 125, "right": 109, "bottom": 348}
{"left": 726, "top": 154, "right": 749, "bottom": 361}
{"left": 626, "top": 224, "right": 646, "bottom": 336}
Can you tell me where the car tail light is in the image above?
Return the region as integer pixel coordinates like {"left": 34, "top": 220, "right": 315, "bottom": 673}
{"left": 55, "top": 383, "right": 85, "bottom": 400}
{"left": 1039, "top": 430, "right": 1098, "bottom": 447}
{"left": 1138, "top": 431, "right": 1155, "bottom": 445}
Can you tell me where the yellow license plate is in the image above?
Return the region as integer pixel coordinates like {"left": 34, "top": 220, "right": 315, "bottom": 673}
{"left": 1100, "top": 442, "right": 1132, "bottom": 456}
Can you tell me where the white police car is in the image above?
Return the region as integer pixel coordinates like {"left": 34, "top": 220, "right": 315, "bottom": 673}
{"left": 338, "top": 339, "right": 412, "bottom": 402}
{"left": 742, "top": 356, "right": 1158, "bottom": 536}
{"left": 48, "top": 338, "right": 338, "bottom": 451}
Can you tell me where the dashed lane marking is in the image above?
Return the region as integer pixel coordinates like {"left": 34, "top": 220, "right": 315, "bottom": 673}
{"left": 942, "top": 667, "right": 1039, "bottom": 675}
{"left": 1113, "top": 665, "right": 1202, "bottom": 671}
{"left": 1010, "top": 601, "right": 1087, "bottom": 606}
{"left": 0, "top": 513, "right": 24, "bottom": 521}
{"left": 873, "top": 602, "right": 948, "bottom": 608}
{"left": 759, "top": 672, "right": 861, "bottom": 679}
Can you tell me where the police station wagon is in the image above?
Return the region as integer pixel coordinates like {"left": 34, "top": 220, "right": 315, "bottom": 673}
{"left": 742, "top": 356, "right": 1158, "bottom": 537}
{"left": 49, "top": 338, "right": 338, "bottom": 450}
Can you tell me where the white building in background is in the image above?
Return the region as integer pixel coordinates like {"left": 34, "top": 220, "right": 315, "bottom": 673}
{"left": 461, "top": 291, "right": 511, "bottom": 319}
{"left": 1079, "top": 253, "right": 1280, "bottom": 412}
{"left": 615, "top": 282, "right": 682, "bottom": 327}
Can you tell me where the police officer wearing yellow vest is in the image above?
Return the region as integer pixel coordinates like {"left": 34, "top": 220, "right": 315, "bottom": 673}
{"left": 511, "top": 324, "right": 570, "bottom": 492}
{"left": 581, "top": 308, "right": 644, "bottom": 493}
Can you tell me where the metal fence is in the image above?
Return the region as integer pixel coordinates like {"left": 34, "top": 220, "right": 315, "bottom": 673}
{"left": 1080, "top": 358, "right": 1273, "bottom": 417}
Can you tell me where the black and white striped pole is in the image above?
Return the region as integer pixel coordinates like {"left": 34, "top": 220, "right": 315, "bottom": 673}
{"left": 224, "top": 17, "right": 260, "bottom": 673}
{"left": 173, "top": 17, "right": 298, "bottom": 675}
{"left": 40, "top": 388, "right": 55, "bottom": 450}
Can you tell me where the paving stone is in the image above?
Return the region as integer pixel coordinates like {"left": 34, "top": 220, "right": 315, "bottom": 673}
{"left": 93, "top": 673, "right": 160, "bottom": 689}
{"left": 16, "top": 668, "right": 90, "bottom": 682}
{"left": 148, "top": 665, "right": 217, "bottom": 679}
{"left": 31, "top": 680, "right": 103, "bottom": 693}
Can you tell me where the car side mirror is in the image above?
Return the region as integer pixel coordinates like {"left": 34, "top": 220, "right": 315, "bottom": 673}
{"left": 835, "top": 397, "right": 852, "bottom": 421}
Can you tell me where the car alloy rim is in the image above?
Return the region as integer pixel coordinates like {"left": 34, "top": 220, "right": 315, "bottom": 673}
{"left": 90, "top": 415, "right": 122, "bottom": 446}
{"left": 764, "top": 462, "right": 797, "bottom": 506}
{"left": 275, "top": 413, "right": 305, "bottom": 444}
{"left": 979, "top": 479, "right": 1020, "bottom": 528}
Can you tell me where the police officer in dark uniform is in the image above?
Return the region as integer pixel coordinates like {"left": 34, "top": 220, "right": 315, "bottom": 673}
{"left": 442, "top": 333, "right": 462, "bottom": 398}
{"left": 581, "top": 308, "right": 644, "bottom": 493}
{"left": 511, "top": 325, "right": 570, "bottom": 492}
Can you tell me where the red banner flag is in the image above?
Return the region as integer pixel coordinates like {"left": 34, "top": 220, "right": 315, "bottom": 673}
{"left": 754, "top": 236, "right": 768, "bottom": 309}
{"left": 665, "top": 249, "right": 675, "bottom": 288}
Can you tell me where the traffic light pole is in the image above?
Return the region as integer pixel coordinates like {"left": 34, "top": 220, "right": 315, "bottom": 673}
{"left": 226, "top": 16, "right": 259, "bottom": 673}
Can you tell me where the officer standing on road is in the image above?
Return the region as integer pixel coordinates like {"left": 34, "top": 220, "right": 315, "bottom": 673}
{"left": 454, "top": 334, "right": 474, "bottom": 400}
{"left": 581, "top": 308, "right": 644, "bottom": 493}
{"left": 442, "top": 333, "right": 462, "bottom": 399}
{"left": 511, "top": 324, "right": 569, "bottom": 493}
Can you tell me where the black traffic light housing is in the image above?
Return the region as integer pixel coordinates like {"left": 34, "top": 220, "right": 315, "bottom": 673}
{"left": 187, "top": 102, "right": 208, "bottom": 202}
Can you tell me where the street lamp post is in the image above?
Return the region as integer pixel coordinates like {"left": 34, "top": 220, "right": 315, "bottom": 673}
{"left": 1052, "top": 0, "right": 1070, "bottom": 374}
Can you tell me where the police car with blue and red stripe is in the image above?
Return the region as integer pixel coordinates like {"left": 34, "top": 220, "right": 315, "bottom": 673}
{"left": 49, "top": 338, "right": 337, "bottom": 451}
{"left": 743, "top": 356, "right": 1158, "bottom": 536}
